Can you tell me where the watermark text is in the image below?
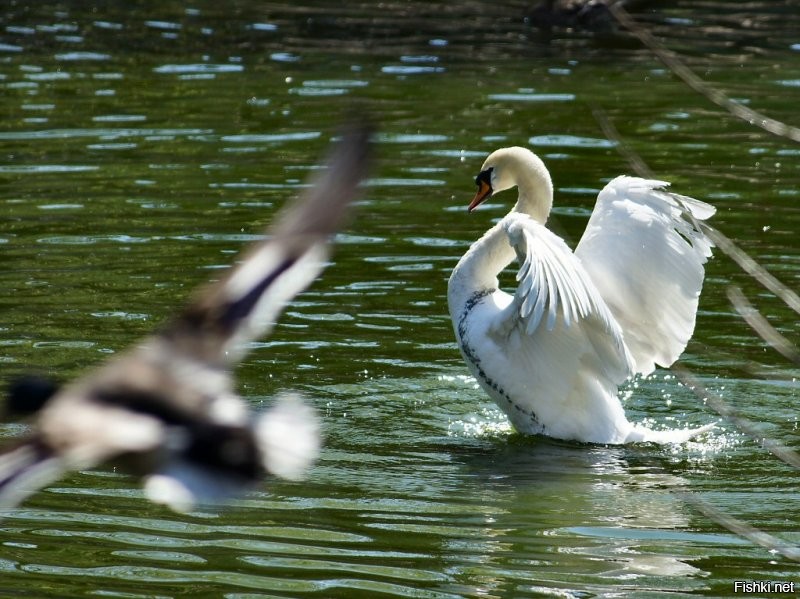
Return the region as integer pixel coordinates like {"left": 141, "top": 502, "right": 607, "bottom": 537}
{"left": 734, "top": 581, "right": 795, "bottom": 594}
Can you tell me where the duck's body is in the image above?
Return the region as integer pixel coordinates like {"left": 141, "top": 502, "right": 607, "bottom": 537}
{"left": 448, "top": 147, "right": 715, "bottom": 444}
{"left": 0, "top": 123, "right": 372, "bottom": 511}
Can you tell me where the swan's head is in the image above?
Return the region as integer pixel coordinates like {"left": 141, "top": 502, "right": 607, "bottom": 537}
{"left": 468, "top": 147, "right": 553, "bottom": 220}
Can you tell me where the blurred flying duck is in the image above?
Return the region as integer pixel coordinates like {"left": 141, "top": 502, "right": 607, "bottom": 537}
{"left": 0, "top": 122, "right": 372, "bottom": 512}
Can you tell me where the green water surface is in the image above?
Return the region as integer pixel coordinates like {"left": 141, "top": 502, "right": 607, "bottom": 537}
{"left": 1, "top": 1, "right": 799, "bottom": 597}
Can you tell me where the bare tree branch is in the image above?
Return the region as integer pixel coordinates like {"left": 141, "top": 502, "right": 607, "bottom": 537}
{"left": 609, "top": 3, "right": 800, "bottom": 144}
{"left": 675, "top": 490, "right": 800, "bottom": 563}
{"left": 707, "top": 228, "right": 800, "bottom": 317}
{"left": 727, "top": 286, "right": 800, "bottom": 367}
{"left": 590, "top": 44, "right": 800, "bottom": 561}
{"left": 591, "top": 105, "right": 655, "bottom": 179}
{"left": 672, "top": 364, "right": 800, "bottom": 471}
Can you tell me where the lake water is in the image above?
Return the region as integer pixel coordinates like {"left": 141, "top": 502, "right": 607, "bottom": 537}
{"left": 1, "top": 1, "right": 799, "bottom": 596}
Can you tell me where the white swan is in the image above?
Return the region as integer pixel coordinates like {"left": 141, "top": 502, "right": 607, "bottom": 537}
{"left": 448, "top": 147, "right": 715, "bottom": 444}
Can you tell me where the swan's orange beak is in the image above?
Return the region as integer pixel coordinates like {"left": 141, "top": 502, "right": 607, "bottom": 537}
{"left": 468, "top": 180, "right": 492, "bottom": 212}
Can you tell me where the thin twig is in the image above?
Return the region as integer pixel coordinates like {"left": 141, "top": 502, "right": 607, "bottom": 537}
{"left": 606, "top": 5, "right": 800, "bottom": 316}
{"left": 693, "top": 341, "right": 798, "bottom": 382}
{"left": 590, "top": 105, "right": 655, "bottom": 179}
{"left": 672, "top": 364, "right": 800, "bottom": 471}
{"left": 728, "top": 286, "right": 800, "bottom": 366}
{"left": 707, "top": 228, "right": 800, "bottom": 317}
{"left": 594, "top": 12, "right": 800, "bottom": 313}
{"left": 591, "top": 61, "right": 800, "bottom": 562}
{"left": 594, "top": 83, "right": 800, "bottom": 357}
{"left": 675, "top": 490, "right": 800, "bottom": 563}
{"left": 609, "top": 3, "right": 800, "bottom": 144}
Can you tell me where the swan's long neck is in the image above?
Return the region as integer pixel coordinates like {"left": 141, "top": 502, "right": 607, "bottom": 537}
{"left": 448, "top": 223, "right": 514, "bottom": 317}
{"left": 510, "top": 151, "right": 553, "bottom": 224}
{"left": 448, "top": 147, "right": 554, "bottom": 317}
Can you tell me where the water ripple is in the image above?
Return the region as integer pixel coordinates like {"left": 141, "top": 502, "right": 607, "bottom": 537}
{"left": 270, "top": 52, "right": 300, "bottom": 63}
{"left": 0, "top": 165, "right": 98, "bottom": 174}
{"left": 289, "top": 87, "right": 348, "bottom": 97}
{"left": 37, "top": 234, "right": 150, "bottom": 245}
{"left": 0, "top": 127, "right": 212, "bottom": 141}
{"left": 19, "top": 563, "right": 325, "bottom": 593}
{"left": 489, "top": 92, "right": 575, "bottom": 102}
{"left": 377, "top": 133, "right": 450, "bottom": 144}
{"left": 111, "top": 550, "right": 207, "bottom": 564}
{"left": 366, "top": 177, "right": 445, "bottom": 187}
{"left": 248, "top": 23, "right": 278, "bottom": 32}
{"left": 302, "top": 79, "right": 368, "bottom": 88}
{"left": 55, "top": 51, "right": 110, "bottom": 61}
{"left": 240, "top": 555, "right": 449, "bottom": 584}
{"left": 381, "top": 65, "right": 445, "bottom": 75}
{"left": 153, "top": 64, "right": 244, "bottom": 74}
{"left": 221, "top": 132, "right": 320, "bottom": 143}
{"left": 92, "top": 114, "right": 147, "bottom": 123}
{"left": 529, "top": 135, "right": 617, "bottom": 149}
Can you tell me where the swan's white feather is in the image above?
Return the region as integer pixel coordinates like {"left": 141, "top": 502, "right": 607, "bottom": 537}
{"left": 448, "top": 148, "right": 715, "bottom": 445}
{"left": 502, "top": 213, "right": 615, "bottom": 336}
{"left": 470, "top": 213, "right": 638, "bottom": 442}
{"left": 575, "top": 176, "right": 715, "bottom": 375}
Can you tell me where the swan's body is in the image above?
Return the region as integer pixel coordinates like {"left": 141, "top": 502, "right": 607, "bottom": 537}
{"left": 448, "top": 147, "right": 715, "bottom": 444}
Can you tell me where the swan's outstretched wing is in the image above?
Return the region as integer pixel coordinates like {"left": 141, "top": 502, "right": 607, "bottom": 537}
{"left": 574, "top": 176, "right": 714, "bottom": 375}
{"left": 482, "top": 212, "right": 632, "bottom": 442}
{"left": 499, "top": 214, "right": 609, "bottom": 330}
{"left": 164, "top": 122, "right": 372, "bottom": 365}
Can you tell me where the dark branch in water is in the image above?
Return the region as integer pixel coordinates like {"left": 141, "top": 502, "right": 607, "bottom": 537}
{"left": 609, "top": 3, "right": 800, "bottom": 144}
{"left": 675, "top": 490, "right": 800, "bottom": 563}
{"left": 672, "top": 364, "right": 800, "bottom": 471}
{"left": 727, "top": 287, "right": 800, "bottom": 367}
{"left": 591, "top": 105, "right": 654, "bottom": 179}
{"left": 594, "top": 88, "right": 800, "bottom": 563}
{"left": 671, "top": 365, "right": 800, "bottom": 563}
{"left": 706, "top": 228, "right": 800, "bottom": 317}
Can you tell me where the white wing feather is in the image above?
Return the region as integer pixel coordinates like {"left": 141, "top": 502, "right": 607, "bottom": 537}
{"left": 450, "top": 213, "right": 636, "bottom": 442}
{"left": 450, "top": 208, "right": 711, "bottom": 444}
{"left": 503, "top": 213, "right": 616, "bottom": 337}
{"left": 575, "top": 176, "right": 715, "bottom": 375}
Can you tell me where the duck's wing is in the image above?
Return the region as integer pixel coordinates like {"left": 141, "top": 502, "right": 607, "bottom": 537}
{"left": 494, "top": 212, "right": 633, "bottom": 383}
{"left": 574, "top": 176, "right": 715, "bottom": 375}
{"left": 0, "top": 123, "right": 371, "bottom": 511}
{"left": 163, "top": 122, "right": 372, "bottom": 365}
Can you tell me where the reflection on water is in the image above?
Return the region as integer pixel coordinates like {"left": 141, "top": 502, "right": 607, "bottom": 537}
{"left": 2, "top": 0, "right": 800, "bottom": 596}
